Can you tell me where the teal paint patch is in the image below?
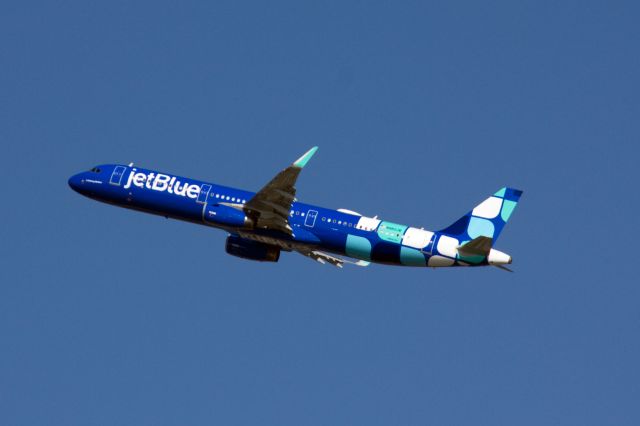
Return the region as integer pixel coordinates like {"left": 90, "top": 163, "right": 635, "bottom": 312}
{"left": 457, "top": 253, "right": 485, "bottom": 264}
{"left": 494, "top": 187, "right": 506, "bottom": 198}
{"left": 501, "top": 200, "right": 517, "bottom": 222}
{"left": 293, "top": 146, "right": 318, "bottom": 168}
{"left": 468, "top": 217, "right": 495, "bottom": 239}
{"left": 377, "top": 221, "right": 407, "bottom": 244}
{"left": 345, "top": 234, "right": 372, "bottom": 261}
{"left": 400, "top": 246, "right": 426, "bottom": 266}
{"left": 459, "top": 255, "right": 484, "bottom": 264}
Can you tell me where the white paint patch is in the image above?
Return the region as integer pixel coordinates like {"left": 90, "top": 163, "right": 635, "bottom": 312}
{"left": 472, "top": 196, "right": 503, "bottom": 219}
{"left": 436, "top": 235, "right": 459, "bottom": 258}
{"left": 356, "top": 216, "right": 381, "bottom": 231}
{"left": 428, "top": 255, "right": 455, "bottom": 267}
{"left": 402, "top": 228, "right": 434, "bottom": 249}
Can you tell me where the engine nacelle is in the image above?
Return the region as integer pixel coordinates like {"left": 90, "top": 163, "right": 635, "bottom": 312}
{"left": 204, "top": 204, "right": 252, "bottom": 228}
{"left": 225, "top": 236, "right": 280, "bottom": 262}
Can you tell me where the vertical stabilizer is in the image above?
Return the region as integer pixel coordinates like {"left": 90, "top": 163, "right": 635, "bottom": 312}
{"left": 438, "top": 188, "right": 523, "bottom": 243}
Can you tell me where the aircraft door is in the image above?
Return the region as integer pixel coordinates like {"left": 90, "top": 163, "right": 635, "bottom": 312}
{"left": 110, "top": 166, "right": 126, "bottom": 186}
{"left": 197, "top": 184, "right": 211, "bottom": 204}
{"left": 423, "top": 233, "right": 435, "bottom": 255}
{"left": 304, "top": 210, "right": 318, "bottom": 227}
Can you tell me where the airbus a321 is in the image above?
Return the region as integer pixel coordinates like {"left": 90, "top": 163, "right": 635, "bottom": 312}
{"left": 68, "top": 147, "right": 522, "bottom": 269}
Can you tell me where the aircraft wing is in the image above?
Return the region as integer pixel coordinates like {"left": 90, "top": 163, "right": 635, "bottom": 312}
{"left": 296, "top": 249, "right": 370, "bottom": 268}
{"left": 244, "top": 147, "right": 318, "bottom": 235}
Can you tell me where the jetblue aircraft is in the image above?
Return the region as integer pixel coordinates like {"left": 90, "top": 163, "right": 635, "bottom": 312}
{"left": 68, "top": 147, "right": 522, "bottom": 269}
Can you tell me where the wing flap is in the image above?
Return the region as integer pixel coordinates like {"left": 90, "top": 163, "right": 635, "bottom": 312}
{"left": 297, "top": 249, "right": 370, "bottom": 268}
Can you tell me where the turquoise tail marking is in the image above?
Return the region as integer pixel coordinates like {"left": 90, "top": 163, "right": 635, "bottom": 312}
{"left": 438, "top": 187, "right": 523, "bottom": 243}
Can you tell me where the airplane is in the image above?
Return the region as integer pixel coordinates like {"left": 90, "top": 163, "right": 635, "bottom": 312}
{"left": 68, "top": 147, "right": 522, "bottom": 269}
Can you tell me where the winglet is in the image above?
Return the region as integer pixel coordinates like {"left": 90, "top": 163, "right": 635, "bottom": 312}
{"left": 293, "top": 146, "right": 318, "bottom": 168}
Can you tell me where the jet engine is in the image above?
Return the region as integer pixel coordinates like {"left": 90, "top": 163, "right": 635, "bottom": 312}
{"left": 225, "top": 235, "right": 280, "bottom": 262}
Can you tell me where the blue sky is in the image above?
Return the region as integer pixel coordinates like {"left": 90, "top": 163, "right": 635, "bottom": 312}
{"left": 1, "top": 1, "right": 639, "bottom": 424}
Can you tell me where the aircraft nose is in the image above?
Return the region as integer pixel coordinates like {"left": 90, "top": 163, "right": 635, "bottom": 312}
{"left": 68, "top": 173, "right": 83, "bottom": 193}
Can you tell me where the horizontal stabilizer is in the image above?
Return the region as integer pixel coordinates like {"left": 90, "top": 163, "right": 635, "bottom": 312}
{"left": 457, "top": 236, "right": 493, "bottom": 257}
{"left": 493, "top": 264, "right": 514, "bottom": 272}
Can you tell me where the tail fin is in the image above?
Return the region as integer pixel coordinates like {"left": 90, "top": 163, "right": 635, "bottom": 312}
{"left": 438, "top": 187, "right": 523, "bottom": 243}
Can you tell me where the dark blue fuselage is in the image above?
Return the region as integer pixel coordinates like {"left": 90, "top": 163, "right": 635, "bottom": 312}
{"left": 69, "top": 163, "right": 520, "bottom": 268}
{"left": 69, "top": 164, "right": 399, "bottom": 264}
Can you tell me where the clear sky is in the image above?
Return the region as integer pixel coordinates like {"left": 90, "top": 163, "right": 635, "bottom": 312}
{"left": 1, "top": 1, "right": 639, "bottom": 424}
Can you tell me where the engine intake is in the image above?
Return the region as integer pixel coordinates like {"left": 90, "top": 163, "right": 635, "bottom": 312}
{"left": 225, "top": 236, "right": 280, "bottom": 262}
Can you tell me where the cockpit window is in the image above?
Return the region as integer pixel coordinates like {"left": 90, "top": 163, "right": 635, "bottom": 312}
{"left": 90, "top": 167, "right": 101, "bottom": 173}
